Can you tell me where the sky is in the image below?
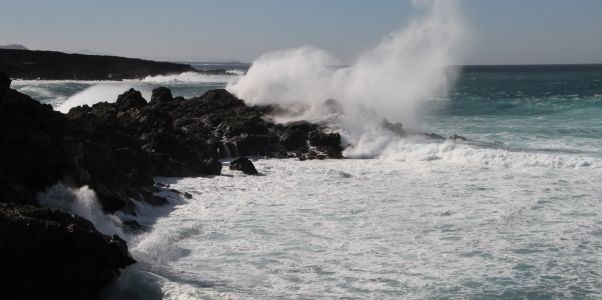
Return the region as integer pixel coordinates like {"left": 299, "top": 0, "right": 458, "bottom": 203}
{"left": 1, "top": 0, "right": 601, "bottom": 65}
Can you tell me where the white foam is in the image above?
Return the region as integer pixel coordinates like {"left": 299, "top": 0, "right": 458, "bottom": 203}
{"left": 56, "top": 82, "right": 153, "bottom": 113}
{"left": 137, "top": 71, "right": 234, "bottom": 84}
{"left": 46, "top": 71, "right": 237, "bottom": 112}
{"left": 15, "top": 85, "right": 60, "bottom": 98}
{"left": 38, "top": 183, "right": 124, "bottom": 236}
{"left": 371, "top": 139, "right": 601, "bottom": 169}
{"left": 117, "top": 157, "right": 602, "bottom": 298}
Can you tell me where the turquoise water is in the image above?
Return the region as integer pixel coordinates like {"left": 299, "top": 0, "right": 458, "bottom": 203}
{"left": 422, "top": 66, "right": 602, "bottom": 158}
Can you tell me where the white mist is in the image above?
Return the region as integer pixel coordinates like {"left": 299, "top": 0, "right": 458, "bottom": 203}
{"left": 227, "top": 0, "right": 469, "bottom": 158}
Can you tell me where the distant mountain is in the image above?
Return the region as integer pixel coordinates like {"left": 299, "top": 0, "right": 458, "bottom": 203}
{"left": 0, "top": 44, "right": 28, "bottom": 50}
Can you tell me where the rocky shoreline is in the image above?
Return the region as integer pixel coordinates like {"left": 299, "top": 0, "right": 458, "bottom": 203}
{"left": 0, "top": 71, "right": 343, "bottom": 298}
{"left": 0, "top": 49, "right": 234, "bottom": 80}
{"left": 0, "top": 203, "right": 135, "bottom": 299}
{"left": 0, "top": 69, "right": 467, "bottom": 298}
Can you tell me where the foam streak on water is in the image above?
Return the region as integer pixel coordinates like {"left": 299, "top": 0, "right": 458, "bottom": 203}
{"left": 10, "top": 72, "right": 234, "bottom": 112}
{"left": 120, "top": 156, "right": 602, "bottom": 299}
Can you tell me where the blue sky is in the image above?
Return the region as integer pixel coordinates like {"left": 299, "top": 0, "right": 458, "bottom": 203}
{"left": 1, "top": 0, "right": 601, "bottom": 64}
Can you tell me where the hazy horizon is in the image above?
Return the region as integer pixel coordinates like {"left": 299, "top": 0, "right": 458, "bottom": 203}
{"left": 2, "top": 0, "right": 602, "bottom": 65}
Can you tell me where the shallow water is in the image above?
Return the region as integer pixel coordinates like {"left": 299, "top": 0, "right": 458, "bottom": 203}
{"left": 111, "top": 157, "right": 602, "bottom": 299}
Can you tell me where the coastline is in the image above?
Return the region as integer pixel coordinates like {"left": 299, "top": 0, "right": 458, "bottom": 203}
{"left": 0, "top": 49, "right": 237, "bottom": 80}
{"left": 0, "top": 70, "right": 343, "bottom": 298}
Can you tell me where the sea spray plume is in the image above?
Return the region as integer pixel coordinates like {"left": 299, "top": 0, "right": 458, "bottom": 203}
{"left": 227, "top": 0, "right": 468, "bottom": 155}
{"left": 227, "top": 47, "right": 340, "bottom": 110}
{"left": 38, "top": 183, "right": 125, "bottom": 236}
{"left": 339, "top": 0, "right": 466, "bottom": 124}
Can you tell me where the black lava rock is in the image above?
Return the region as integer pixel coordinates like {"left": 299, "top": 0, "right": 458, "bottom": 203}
{"left": 0, "top": 71, "right": 10, "bottom": 88}
{"left": 449, "top": 134, "right": 469, "bottom": 141}
{"left": 0, "top": 48, "right": 195, "bottom": 80}
{"left": 150, "top": 86, "right": 173, "bottom": 104}
{"left": 0, "top": 203, "right": 135, "bottom": 299}
{"left": 229, "top": 157, "right": 258, "bottom": 175}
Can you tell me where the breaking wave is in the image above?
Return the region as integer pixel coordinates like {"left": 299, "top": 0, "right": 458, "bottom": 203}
{"left": 137, "top": 71, "right": 234, "bottom": 84}
{"left": 38, "top": 183, "right": 124, "bottom": 236}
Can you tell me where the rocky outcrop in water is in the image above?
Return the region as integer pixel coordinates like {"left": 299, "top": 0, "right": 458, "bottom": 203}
{"left": 0, "top": 203, "right": 135, "bottom": 300}
{"left": 230, "top": 157, "right": 259, "bottom": 175}
{"left": 67, "top": 87, "right": 343, "bottom": 167}
{"left": 1, "top": 71, "right": 342, "bottom": 210}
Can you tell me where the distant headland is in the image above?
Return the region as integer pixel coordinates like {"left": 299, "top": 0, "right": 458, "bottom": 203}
{"left": 0, "top": 48, "right": 196, "bottom": 80}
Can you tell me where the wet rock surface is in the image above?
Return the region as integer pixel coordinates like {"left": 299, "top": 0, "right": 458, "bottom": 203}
{"left": 230, "top": 157, "right": 259, "bottom": 175}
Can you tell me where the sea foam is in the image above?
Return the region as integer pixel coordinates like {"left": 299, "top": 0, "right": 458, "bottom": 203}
{"left": 54, "top": 72, "right": 234, "bottom": 113}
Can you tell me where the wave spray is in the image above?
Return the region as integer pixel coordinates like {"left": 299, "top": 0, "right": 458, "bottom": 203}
{"left": 227, "top": 0, "right": 468, "bottom": 157}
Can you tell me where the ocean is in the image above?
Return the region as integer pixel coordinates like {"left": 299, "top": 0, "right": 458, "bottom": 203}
{"left": 13, "top": 64, "right": 602, "bottom": 299}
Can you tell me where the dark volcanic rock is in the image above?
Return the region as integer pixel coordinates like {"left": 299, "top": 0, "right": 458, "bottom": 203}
{"left": 230, "top": 157, "right": 258, "bottom": 175}
{"left": 449, "top": 134, "right": 469, "bottom": 141}
{"left": 202, "top": 157, "right": 223, "bottom": 175}
{"left": 0, "top": 71, "right": 10, "bottom": 88}
{"left": 0, "top": 203, "right": 135, "bottom": 299}
{"left": 150, "top": 86, "right": 173, "bottom": 104}
{"left": 0, "top": 83, "right": 70, "bottom": 205}
{"left": 423, "top": 132, "right": 445, "bottom": 140}
{"left": 1, "top": 85, "right": 343, "bottom": 209}
{"left": 382, "top": 119, "right": 448, "bottom": 141}
{"left": 115, "top": 88, "right": 147, "bottom": 111}
{"left": 0, "top": 48, "right": 195, "bottom": 80}
{"left": 276, "top": 120, "right": 342, "bottom": 159}
{"left": 0, "top": 86, "right": 160, "bottom": 212}
{"left": 308, "top": 131, "right": 343, "bottom": 158}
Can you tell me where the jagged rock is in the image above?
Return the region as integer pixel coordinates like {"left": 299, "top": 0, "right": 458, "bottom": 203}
{"left": 2, "top": 86, "right": 344, "bottom": 209}
{"left": 279, "top": 121, "right": 316, "bottom": 150}
{"left": 0, "top": 203, "right": 135, "bottom": 299}
{"left": 449, "top": 134, "right": 469, "bottom": 141}
{"left": 115, "top": 88, "right": 146, "bottom": 111}
{"left": 202, "top": 157, "right": 223, "bottom": 175}
{"left": 423, "top": 132, "right": 445, "bottom": 140}
{"left": 308, "top": 131, "right": 343, "bottom": 158}
{"left": 230, "top": 157, "right": 258, "bottom": 175}
{"left": 150, "top": 86, "right": 173, "bottom": 104}
{"left": 198, "top": 88, "right": 245, "bottom": 109}
{"left": 122, "top": 219, "right": 147, "bottom": 233}
{"left": 0, "top": 85, "right": 70, "bottom": 205}
{"left": 128, "top": 188, "right": 168, "bottom": 206}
